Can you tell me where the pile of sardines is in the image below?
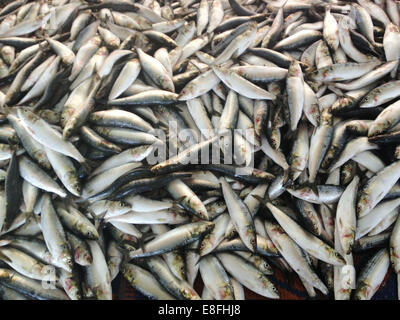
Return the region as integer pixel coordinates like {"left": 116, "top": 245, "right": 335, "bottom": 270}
{"left": 0, "top": 0, "right": 399, "bottom": 301}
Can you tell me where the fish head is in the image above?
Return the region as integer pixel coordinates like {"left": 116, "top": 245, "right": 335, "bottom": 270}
{"left": 17, "top": 107, "right": 40, "bottom": 123}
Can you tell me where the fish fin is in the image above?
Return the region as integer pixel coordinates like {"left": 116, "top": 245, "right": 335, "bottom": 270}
{"left": 7, "top": 143, "right": 19, "bottom": 154}
{"left": 158, "top": 122, "right": 169, "bottom": 130}
{"left": 81, "top": 160, "right": 96, "bottom": 175}
{"left": 206, "top": 32, "right": 214, "bottom": 40}
{"left": 90, "top": 211, "right": 107, "bottom": 233}
{"left": 142, "top": 230, "right": 156, "bottom": 242}
{"left": 185, "top": 247, "right": 201, "bottom": 254}
{"left": 0, "top": 239, "right": 12, "bottom": 247}
{"left": 302, "top": 63, "right": 316, "bottom": 73}
{"left": 304, "top": 182, "right": 319, "bottom": 198}
{"left": 170, "top": 104, "right": 184, "bottom": 113}
{"left": 280, "top": 0, "right": 289, "bottom": 9}
{"left": 353, "top": 165, "right": 363, "bottom": 179}
{"left": 193, "top": 257, "right": 201, "bottom": 267}
{"left": 173, "top": 195, "right": 189, "bottom": 212}
{"left": 309, "top": 5, "right": 323, "bottom": 20}
{"left": 211, "top": 110, "right": 221, "bottom": 117}
{"left": 135, "top": 230, "right": 155, "bottom": 254}
{"left": 174, "top": 196, "right": 187, "bottom": 203}
{"left": 282, "top": 169, "right": 290, "bottom": 186}
{"left": 94, "top": 98, "right": 108, "bottom": 106}
{"left": 287, "top": 166, "right": 308, "bottom": 186}
{"left": 320, "top": 229, "right": 334, "bottom": 247}
{"left": 169, "top": 204, "right": 187, "bottom": 217}
{"left": 65, "top": 198, "right": 78, "bottom": 210}
{"left": 328, "top": 85, "right": 343, "bottom": 96}
{"left": 87, "top": 210, "right": 98, "bottom": 221}
{"left": 311, "top": 184, "right": 320, "bottom": 198}
{"left": 251, "top": 194, "right": 271, "bottom": 207}
{"left": 136, "top": 229, "right": 156, "bottom": 253}
{"left": 119, "top": 246, "right": 133, "bottom": 266}
{"left": 25, "top": 210, "right": 39, "bottom": 225}
{"left": 93, "top": 209, "right": 107, "bottom": 222}
{"left": 320, "top": 202, "right": 333, "bottom": 216}
{"left": 38, "top": 40, "right": 49, "bottom": 51}
{"left": 187, "top": 60, "right": 203, "bottom": 72}
{"left": 172, "top": 196, "right": 187, "bottom": 208}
